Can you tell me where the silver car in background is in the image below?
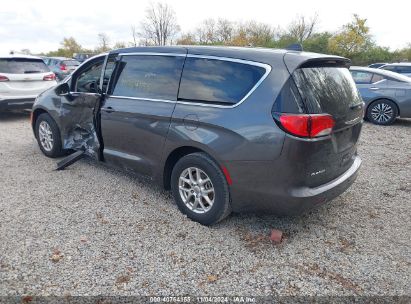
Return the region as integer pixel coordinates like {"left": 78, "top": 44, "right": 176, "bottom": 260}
{"left": 46, "top": 57, "right": 80, "bottom": 80}
{"left": 350, "top": 66, "right": 411, "bottom": 125}
{"left": 0, "top": 54, "right": 57, "bottom": 111}
{"left": 379, "top": 63, "right": 411, "bottom": 78}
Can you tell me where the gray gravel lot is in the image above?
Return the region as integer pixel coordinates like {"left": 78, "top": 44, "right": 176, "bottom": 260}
{"left": 0, "top": 111, "right": 410, "bottom": 297}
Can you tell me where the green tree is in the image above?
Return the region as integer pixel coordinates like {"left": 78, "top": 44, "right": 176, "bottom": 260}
{"left": 328, "top": 14, "right": 372, "bottom": 58}
{"left": 46, "top": 37, "right": 82, "bottom": 57}
{"left": 302, "top": 32, "right": 332, "bottom": 54}
{"left": 61, "top": 37, "right": 82, "bottom": 57}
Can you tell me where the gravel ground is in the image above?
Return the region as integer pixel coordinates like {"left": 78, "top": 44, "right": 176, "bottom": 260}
{"left": 0, "top": 111, "right": 410, "bottom": 297}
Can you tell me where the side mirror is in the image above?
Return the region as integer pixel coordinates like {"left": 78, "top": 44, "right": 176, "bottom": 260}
{"left": 55, "top": 82, "right": 70, "bottom": 96}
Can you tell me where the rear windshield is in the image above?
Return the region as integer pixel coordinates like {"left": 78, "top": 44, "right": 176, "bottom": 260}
{"left": 63, "top": 60, "right": 80, "bottom": 66}
{"left": 0, "top": 58, "right": 50, "bottom": 74}
{"left": 292, "top": 67, "right": 362, "bottom": 115}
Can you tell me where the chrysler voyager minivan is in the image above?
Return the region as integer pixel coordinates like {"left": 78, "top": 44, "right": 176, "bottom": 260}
{"left": 31, "top": 46, "right": 363, "bottom": 225}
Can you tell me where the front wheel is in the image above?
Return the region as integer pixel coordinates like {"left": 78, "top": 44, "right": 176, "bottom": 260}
{"left": 366, "top": 99, "right": 398, "bottom": 125}
{"left": 171, "top": 152, "right": 231, "bottom": 226}
{"left": 35, "top": 113, "right": 65, "bottom": 157}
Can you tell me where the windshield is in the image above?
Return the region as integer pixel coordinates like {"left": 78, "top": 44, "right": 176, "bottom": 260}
{"left": 0, "top": 58, "right": 50, "bottom": 74}
{"left": 292, "top": 67, "right": 362, "bottom": 116}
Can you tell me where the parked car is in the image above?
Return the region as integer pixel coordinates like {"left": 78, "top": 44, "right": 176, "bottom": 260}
{"left": 31, "top": 47, "right": 363, "bottom": 225}
{"left": 379, "top": 63, "right": 411, "bottom": 77}
{"left": 47, "top": 57, "right": 80, "bottom": 80}
{"left": 73, "top": 53, "right": 95, "bottom": 63}
{"left": 40, "top": 56, "right": 51, "bottom": 65}
{"left": 368, "top": 63, "right": 387, "bottom": 69}
{"left": 0, "top": 54, "right": 57, "bottom": 111}
{"left": 350, "top": 66, "right": 411, "bottom": 125}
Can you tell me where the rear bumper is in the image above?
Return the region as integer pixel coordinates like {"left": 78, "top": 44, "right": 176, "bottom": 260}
{"left": 0, "top": 98, "right": 35, "bottom": 110}
{"left": 229, "top": 156, "right": 362, "bottom": 215}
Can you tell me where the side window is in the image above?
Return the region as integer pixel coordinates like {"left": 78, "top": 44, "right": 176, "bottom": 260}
{"left": 178, "top": 58, "right": 266, "bottom": 105}
{"left": 371, "top": 73, "right": 384, "bottom": 83}
{"left": 381, "top": 66, "right": 397, "bottom": 72}
{"left": 74, "top": 60, "right": 103, "bottom": 93}
{"left": 111, "top": 55, "right": 185, "bottom": 100}
{"left": 350, "top": 71, "right": 372, "bottom": 84}
{"left": 397, "top": 66, "right": 411, "bottom": 73}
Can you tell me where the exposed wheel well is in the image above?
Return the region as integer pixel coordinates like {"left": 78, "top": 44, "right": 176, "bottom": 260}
{"left": 367, "top": 98, "right": 400, "bottom": 116}
{"left": 31, "top": 108, "right": 48, "bottom": 131}
{"left": 163, "top": 146, "right": 206, "bottom": 190}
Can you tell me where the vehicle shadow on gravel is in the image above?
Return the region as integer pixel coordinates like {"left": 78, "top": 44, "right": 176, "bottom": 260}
{"left": 394, "top": 118, "right": 411, "bottom": 127}
{"left": 79, "top": 156, "right": 316, "bottom": 250}
{"left": 0, "top": 110, "right": 30, "bottom": 121}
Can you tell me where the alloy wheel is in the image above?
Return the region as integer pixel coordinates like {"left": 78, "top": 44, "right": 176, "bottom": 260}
{"left": 38, "top": 121, "right": 54, "bottom": 152}
{"left": 371, "top": 102, "right": 393, "bottom": 123}
{"left": 178, "top": 167, "right": 215, "bottom": 214}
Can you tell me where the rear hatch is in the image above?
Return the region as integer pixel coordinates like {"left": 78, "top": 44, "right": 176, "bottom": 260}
{"left": 0, "top": 58, "right": 56, "bottom": 98}
{"left": 275, "top": 57, "right": 364, "bottom": 187}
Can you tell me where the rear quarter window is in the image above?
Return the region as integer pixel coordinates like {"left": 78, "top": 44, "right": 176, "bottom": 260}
{"left": 0, "top": 58, "right": 49, "bottom": 74}
{"left": 381, "top": 66, "right": 397, "bottom": 72}
{"left": 350, "top": 70, "right": 372, "bottom": 84}
{"left": 178, "top": 57, "right": 266, "bottom": 105}
{"left": 397, "top": 66, "right": 411, "bottom": 73}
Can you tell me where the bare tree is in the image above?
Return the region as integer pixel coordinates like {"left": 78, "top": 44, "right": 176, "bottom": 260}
{"left": 287, "top": 14, "right": 319, "bottom": 44}
{"left": 140, "top": 2, "right": 180, "bottom": 46}
{"left": 216, "top": 19, "right": 234, "bottom": 44}
{"left": 196, "top": 19, "right": 217, "bottom": 44}
{"left": 130, "top": 25, "right": 138, "bottom": 47}
{"left": 20, "top": 49, "right": 31, "bottom": 55}
{"left": 113, "top": 41, "right": 127, "bottom": 49}
{"left": 231, "top": 21, "right": 276, "bottom": 46}
{"left": 97, "top": 33, "right": 111, "bottom": 52}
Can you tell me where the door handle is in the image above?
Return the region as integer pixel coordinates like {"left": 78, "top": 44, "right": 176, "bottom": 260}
{"left": 101, "top": 106, "right": 115, "bottom": 113}
{"left": 370, "top": 87, "right": 379, "bottom": 90}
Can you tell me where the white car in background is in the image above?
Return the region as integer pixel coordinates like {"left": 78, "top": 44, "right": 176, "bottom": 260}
{"left": 0, "top": 54, "right": 57, "bottom": 111}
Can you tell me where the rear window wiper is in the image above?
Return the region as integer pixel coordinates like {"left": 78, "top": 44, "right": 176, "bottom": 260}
{"left": 24, "top": 70, "right": 41, "bottom": 74}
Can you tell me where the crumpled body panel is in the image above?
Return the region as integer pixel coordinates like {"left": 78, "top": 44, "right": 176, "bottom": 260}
{"left": 58, "top": 93, "right": 101, "bottom": 158}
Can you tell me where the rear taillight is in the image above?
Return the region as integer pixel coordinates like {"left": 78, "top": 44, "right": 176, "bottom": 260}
{"left": 276, "top": 113, "right": 335, "bottom": 138}
{"left": 0, "top": 75, "right": 9, "bottom": 82}
{"left": 60, "top": 64, "right": 67, "bottom": 71}
{"left": 43, "top": 73, "right": 56, "bottom": 81}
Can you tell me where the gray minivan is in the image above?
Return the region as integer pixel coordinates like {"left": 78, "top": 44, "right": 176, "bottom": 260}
{"left": 31, "top": 46, "right": 363, "bottom": 225}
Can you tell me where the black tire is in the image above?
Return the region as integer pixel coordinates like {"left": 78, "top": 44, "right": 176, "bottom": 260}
{"left": 35, "top": 113, "right": 65, "bottom": 158}
{"left": 171, "top": 152, "right": 231, "bottom": 226}
{"left": 366, "top": 99, "right": 398, "bottom": 125}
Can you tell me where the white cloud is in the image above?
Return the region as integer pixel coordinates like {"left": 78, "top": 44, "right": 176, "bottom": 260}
{"left": 0, "top": 0, "right": 408, "bottom": 54}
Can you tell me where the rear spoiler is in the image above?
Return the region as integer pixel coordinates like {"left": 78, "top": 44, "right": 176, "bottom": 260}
{"left": 283, "top": 52, "right": 351, "bottom": 74}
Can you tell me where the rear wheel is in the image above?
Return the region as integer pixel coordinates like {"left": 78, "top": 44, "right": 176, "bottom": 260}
{"left": 171, "top": 152, "right": 231, "bottom": 226}
{"left": 366, "top": 99, "right": 398, "bottom": 125}
{"left": 35, "top": 113, "right": 65, "bottom": 157}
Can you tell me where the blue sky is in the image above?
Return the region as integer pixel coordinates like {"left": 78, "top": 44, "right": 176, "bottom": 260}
{"left": 0, "top": 0, "right": 408, "bottom": 54}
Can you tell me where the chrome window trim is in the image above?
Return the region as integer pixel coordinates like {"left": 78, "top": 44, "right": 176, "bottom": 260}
{"left": 109, "top": 52, "right": 272, "bottom": 109}
{"left": 119, "top": 52, "right": 186, "bottom": 57}
{"left": 107, "top": 95, "right": 176, "bottom": 104}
